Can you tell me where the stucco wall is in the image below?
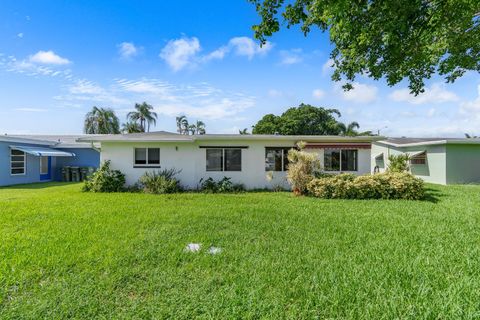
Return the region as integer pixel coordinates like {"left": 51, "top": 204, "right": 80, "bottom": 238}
{"left": 0, "top": 141, "right": 46, "bottom": 186}
{"left": 371, "top": 142, "right": 447, "bottom": 184}
{"left": 446, "top": 144, "right": 480, "bottom": 184}
{"left": 54, "top": 148, "right": 100, "bottom": 180}
{"left": 100, "top": 140, "right": 372, "bottom": 189}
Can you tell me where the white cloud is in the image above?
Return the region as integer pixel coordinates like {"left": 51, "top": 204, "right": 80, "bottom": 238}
{"left": 339, "top": 82, "right": 378, "bottom": 103}
{"left": 159, "top": 37, "right": 201, "bottom": 71}
{"left": 389, "top": 83, "right": 459, "bottom": 105}
{"left": 279, "top": 49, "right": 303, "bottom": 65}
{"left": 322, "top": 58, "right": 334, "bottom": 75}
{"left": 460, "top": 85, "right": 480, "bottom": 113}
{"left": 17, "top": 33, "right": 24, "bottom": 38}
{"left": 202, "top": 46, "right": 229, "bottom": 62}
{"left": 69, "top": 79, "right": 105, "bottom": 95}
{"left": 117, "top": 42, "right": 139, "bottom": 60}
{"left": 228, "top": 37, "right": 272, "bottom": 60}
{"left": 29, "top": 50, "right": 71, "bottom": 65}
{"left": 312, "top": 89, "right": 325, "bottom": 100}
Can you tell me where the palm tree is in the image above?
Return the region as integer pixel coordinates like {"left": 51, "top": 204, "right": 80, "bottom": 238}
{"left": 176, "top": 115, "right": 190, "bottom": 134}
{"left": 127, "top": 102, "right": 157, "bottom": 132}
{"left": 338, "top": 121, "right": 360, "bottom": 136}
{"left": 195, "top": 120, "right": 206, "bottom": 135}
{"left": 84, "top": 106, "right": 120, "bottom": 134}
{"left": 239, "top": 128, "right": 249, "bottom": 135}
{"left": 121, "top": 121, "right": 143, "bottom": 133}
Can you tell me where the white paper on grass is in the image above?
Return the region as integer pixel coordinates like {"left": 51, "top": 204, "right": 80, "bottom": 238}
{"left": 208, "top": 246, "right": 222, "bottom": 255}
{"left": 185, "top": 243, "right": 201, "bottom": 252}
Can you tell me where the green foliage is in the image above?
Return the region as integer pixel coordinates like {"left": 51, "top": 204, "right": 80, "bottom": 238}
{"left": 121, "top": 121, "right": 143, "bottom": 133}
{"left": 139, "top": 168, "right": 182, "bottom": 194}
{"left": 250, "top": 0, "right": 480, "bottom": 95}
{"left": 307, "top": 172, "right": 425, "bottom": 200}
{"left": 387, "top": 154, "right": 411, "bottom": 173}
{"left": 252, "top": 103, "right": 343, "bottom": 135}
{"left": 84, "top": 106, "right": 120, "bottom": 134}
{"left": 286, "top": 145, "right": 321, "bottom": 195}
{"left": 176, "top": 115, "right": 206, "bottom": 135}
{"left": 198, "top": 177, "right": 245, "bottom": 193}
{"left": 82, "top": 160, "right": 125, "bottom": 192}
{"left": 127, "top": 102, "right": 157, "bottom": 132}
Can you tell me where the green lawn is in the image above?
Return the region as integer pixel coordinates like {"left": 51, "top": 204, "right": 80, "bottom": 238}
{"left": 1, "top": 183, "right": 480, "bottom": 319}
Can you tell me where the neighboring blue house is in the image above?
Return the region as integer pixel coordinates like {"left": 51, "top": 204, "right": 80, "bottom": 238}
{"left": 0, "top": 135, "right": 100, "bottom": 187}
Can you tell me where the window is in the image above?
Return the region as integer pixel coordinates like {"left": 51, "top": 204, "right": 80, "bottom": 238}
{"left": 134, "top": 148, "right": 160, "bottom": 166}
{"left": 265, "top": 148, "right": 290, "bottom": 171}
{"left": 40, "top": 156, "right": 49, "bottom": 174}
{"left": 10, "top": 149, "right": 26, "bottom": 175}
{"left": 324, "top": 149, "right": 358, "bottom": 171}
{"left": 410, "top": 152, "right": 426, "bottom": 165}
{"left": 206, "top": 148, "right": 242, "bottom": 171}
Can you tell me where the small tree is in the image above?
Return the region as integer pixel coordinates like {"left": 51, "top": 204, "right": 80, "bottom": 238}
{"left": 387, "top": 154, "right": 411, "bottom": 173}
{"left": 286, "top": 142, "right": 321, "bottom": 195}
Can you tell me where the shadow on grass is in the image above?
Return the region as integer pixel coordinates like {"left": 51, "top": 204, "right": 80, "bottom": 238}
{"left": 0, "top": 182, "right": 80, "bottom": 190}
{"left": 422, "top": 187, "right": 446, "bottom": 203}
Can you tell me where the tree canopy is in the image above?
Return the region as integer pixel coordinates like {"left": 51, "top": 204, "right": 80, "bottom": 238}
{"left": 84, "top": 106, "right": 120, "bottom": 134}
{"left": 250, "top": 0, "right": 480, "bottom": 94}
{"left": 253, "top": 103, "right": 348, "bottom": 135}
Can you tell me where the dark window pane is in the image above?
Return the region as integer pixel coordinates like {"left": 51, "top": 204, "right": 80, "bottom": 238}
{"left": 11, "top": 150, "right": 24, "bottom": 156}
{"left": 324, "top": 149, "right": 340, "bottom": 171}
{"left": 135, "top": 148, "right": 147, "bottom": 164}
{"left": 11, "top": 156, "right": 24, "bottom": 162}
{"left": 11, "top": 162, "right": 25, "bottom": 168}
{"left": 283, "top": 149, "right": 290, "bottom": 171}
{"left": 206, "top": 149, "right": 223, "bottom": 171}
{"left": 225, "top": 149, "right": 241, "bottom": 171}
{"left": 265, "top": 149, "right": 282, "bottom": 171}
{"left": 11, "top": 168, "right": 24, "bottom": 175}
{"left": 341, "top": 150, "right": 357, "bottom": 171}
{"left": 148, "top": 148, "right": 160, "bottom": 164}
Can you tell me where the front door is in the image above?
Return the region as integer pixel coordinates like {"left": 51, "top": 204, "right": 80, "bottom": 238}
{"left": 40, "top": 156, "right": 52, "bottom": 181}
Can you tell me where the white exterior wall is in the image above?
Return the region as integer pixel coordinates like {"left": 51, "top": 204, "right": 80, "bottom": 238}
{"left": 100, "top": 140, "right": 372, "bottom": 190}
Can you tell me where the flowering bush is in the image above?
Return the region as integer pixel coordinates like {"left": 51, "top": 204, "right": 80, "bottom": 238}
{"left": 307, "top": 172, "right": 424, "bottom": 200}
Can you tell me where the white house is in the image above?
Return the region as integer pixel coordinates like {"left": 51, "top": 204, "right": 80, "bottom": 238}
{"left": 78, "top": 132, "right": 380, "bottom": 189}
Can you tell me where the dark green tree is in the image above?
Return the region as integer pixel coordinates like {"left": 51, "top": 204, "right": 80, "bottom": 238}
{"left": 84, "top": 106, "right": 120, "bottom": 134}
{"left": 252, "top": 103, "right": 342, "bottom": 135}
{"left": 127, "top": 102, "right": 157, "bottom": 132}
{"left": 250, "top": 0, "right": 480, "bottom": 94}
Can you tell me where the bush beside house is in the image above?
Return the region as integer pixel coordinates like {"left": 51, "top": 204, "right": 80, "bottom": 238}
{"left": 82, "top": 161, "right": 125, "bottom": 193}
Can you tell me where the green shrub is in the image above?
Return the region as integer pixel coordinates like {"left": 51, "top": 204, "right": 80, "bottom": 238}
{"left": 387, "top": 154, "right": 411, "bottom": 173}
{"left": 307, "top": 172, "right": 425, "bottom": 200}
{"left": 82, "top": 160, "right": 126, "bottom": 193}
{"left": 139, "top": 168, "right": 182, "bottom": 194}
{"left": 199, "top": 177, "right": 245, "bottom": 193}
{"left": 286, "top": 144, "right": 321, "bottom": 195}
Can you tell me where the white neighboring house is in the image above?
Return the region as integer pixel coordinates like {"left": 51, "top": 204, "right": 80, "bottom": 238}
{"left": 78, "top": 132, "right": 380, "bottom": 189}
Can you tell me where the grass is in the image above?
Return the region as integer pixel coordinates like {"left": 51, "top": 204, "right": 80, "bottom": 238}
{"left": 1, "top": 183, "right": 480, "bottom": 319}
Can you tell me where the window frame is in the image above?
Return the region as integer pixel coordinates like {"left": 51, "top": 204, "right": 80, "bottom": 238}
{"left": 205, "top": 148, "right": 242, "bottom": 172}
{"left": 10, "top": 149, "right": 26, "bottom": 176}
{"left": 40, "top": 156, "right": 49, "bottom": 175}
{"left": 324, "top": 148, "right": 358, "bottom": 172}
{"left": 133, "top": 147, "right": 161, "bottom": 168}
{"left": 265, "top": 147, "right": 292, "bottom": 172}
{"left": 410, "top": 152, "right": 427, "bottom": 165}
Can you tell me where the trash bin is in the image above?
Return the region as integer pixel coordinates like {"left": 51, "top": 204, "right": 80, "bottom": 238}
{"left": 62, "top": 166, "right": 71, "bottom": 182}
{"left": 80, "top": 167, "right": 88, "bottom": 181}
{"left": 70, "top": 167, "right": 80, "bottom": 182}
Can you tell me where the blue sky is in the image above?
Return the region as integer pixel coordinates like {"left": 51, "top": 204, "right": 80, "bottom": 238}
{"left": 0, "top": 0, "right": 479, "bottom": 137}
